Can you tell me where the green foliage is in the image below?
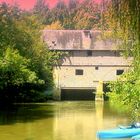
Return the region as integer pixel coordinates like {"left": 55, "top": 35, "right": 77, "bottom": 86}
{"left": 108, "top": 0, "right": 140, "bottom": 120}
{"left": 108, "top": 70, "right": 140, "bottom": 120}
{"left": 0, "top": 48, "right": 38, "bottom": 87}
{"left": 73, "top": 0, "right": 101, "bottom": 30}
{"left": 33, "top": 0, "right": 103, "bottom": 30}
{"left": 45, "top": 21, "right": 64, "bottom": 29}
{"left": 0, "top": 3, "right": 62, "bottom": 103}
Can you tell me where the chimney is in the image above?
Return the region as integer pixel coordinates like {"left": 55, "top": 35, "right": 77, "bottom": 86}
{"left": 82, "top": 30, "right": 92, "bottom": 49}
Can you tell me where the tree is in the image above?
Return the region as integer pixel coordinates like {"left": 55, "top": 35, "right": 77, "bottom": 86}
{"left": 68, "top": 0, "right": 79, "bottom": 11}
{"left": 45, "top": 20, "right": 64, "bottom": 30}
{"left": 32, "top": 0, "right": 105, "bottom": 30}
{"left": 53, "top": 1, "right": 69, "bottom": 26}
{"left": 108, "top": 0, "right": 140, "bottom": 120}
{"left": 73, "top": 0, "right": 101, "bottom": 29}
{"left": 0, "top": 3, "right": 55, "bottom": 103}
{"left": 33, "top": 0, "right": 49, "bottom": 24}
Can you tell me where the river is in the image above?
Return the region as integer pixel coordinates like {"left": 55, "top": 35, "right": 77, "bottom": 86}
{"left": 0, "top": 101, "right": 130, "bottom": 140}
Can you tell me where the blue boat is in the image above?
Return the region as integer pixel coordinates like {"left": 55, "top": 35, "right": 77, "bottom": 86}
{"left": 97, "top": 127, "right": 140, "bottom": 139}
{"left": 132, "top": 134, "right": 140, "bottom": 140}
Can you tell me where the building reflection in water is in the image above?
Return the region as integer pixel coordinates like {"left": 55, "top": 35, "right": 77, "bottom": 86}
{"left": 53, "top": 102, "right": 104, "bottom": 140}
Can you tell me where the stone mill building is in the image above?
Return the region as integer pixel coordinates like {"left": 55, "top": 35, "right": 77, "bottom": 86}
{"left": 43, "top": 30, "right": 131, "bottom": 100}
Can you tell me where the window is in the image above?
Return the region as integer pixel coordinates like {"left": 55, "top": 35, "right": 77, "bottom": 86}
{"left": 75, "top": 69, "right": 83, "bottom": 75}
{"left": 116, "top": 70, "right": 124, "bottom": 75}
{"left": 69, "top": 51, "right": 74, "bottom": 56}
{"left": 87, "top": 50, "right": 92, "bottom": 56}
{"left": 114, "top": 51, "right": 121, "bottom": 57}
{"left": 95, "top": 66, "right": 99, "bottom": 70}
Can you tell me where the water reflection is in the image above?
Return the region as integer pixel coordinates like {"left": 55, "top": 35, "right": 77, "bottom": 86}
{"left": 53, "top": 101, "right": 129, "bottom": 140}
{"left": 0, "top": 102, "right": 130, "bottom": 140}
{"left": 0, "top": 104, "right": 55, "bottom": 125}
{"left": 95, "top": 101, "right": 103, "bottom": 131}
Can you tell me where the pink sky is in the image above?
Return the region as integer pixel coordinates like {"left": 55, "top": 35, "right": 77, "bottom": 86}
{"left": 0, "top": 0, "right": 101, "bottom": 10}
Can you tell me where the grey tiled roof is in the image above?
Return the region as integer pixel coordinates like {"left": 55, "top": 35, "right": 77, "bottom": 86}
{"left": 43, "top": 30, "right": 119, "bottom": 50}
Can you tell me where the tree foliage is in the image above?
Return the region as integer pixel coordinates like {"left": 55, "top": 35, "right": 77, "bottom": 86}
{"left": 108, "top": 0, "right": 140, "bottom": 120}
{"left": 0, "top": 3, "right": 57, "bottom": 103}
{"left": 73, "top": 0, "right": 101, "bottom": 29}
{"left": 45, "top": 21, "right": 64, "bottom": 30}
{"left": 33, "top": 0, "right": 103, "bottom": 30}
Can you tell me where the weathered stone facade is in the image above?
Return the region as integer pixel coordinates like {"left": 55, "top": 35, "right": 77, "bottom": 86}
{"left": 43, "top": 30, "right": 132, "bottom": 100}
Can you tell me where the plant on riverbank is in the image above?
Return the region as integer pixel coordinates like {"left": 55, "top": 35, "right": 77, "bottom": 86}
{"left": 108, "top": 0, "right": 140, "bottom": 120}
{"left": 109, "top": 70, "right": 140, "bottom": 120}
{"left": 0, "top": 3, "right": 57, "bottom": 103}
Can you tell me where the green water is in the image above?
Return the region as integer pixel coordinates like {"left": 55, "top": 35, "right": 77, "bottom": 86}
{"left": 0, "top": 101, "right": 130, "bottom": 140}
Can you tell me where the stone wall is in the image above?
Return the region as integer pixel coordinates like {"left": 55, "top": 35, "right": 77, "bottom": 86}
{"left": 53, "top": 66, "right": 129, "bottom": 89}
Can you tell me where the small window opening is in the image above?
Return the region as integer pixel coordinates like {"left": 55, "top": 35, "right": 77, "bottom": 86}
{"left": 87, "top": 50, "right": 92, "bottom": 56}
{"left": 75, "top": 69, "right": 83, "bottom": 75}
{"left": 116, "top": 70, "right": 124, "bottom": 75}
{"left": 95, "top": 66, "right": 99, "bottom": 70}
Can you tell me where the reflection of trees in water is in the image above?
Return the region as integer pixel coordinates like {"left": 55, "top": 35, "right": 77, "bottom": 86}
{"left": 102, "top": 102, "right": 130, "bottom": 128}
{"left": 0, "top": 104, "right": 55, "bottom": 125}
{"left": 0, "top": 102, "right": 130, "bottom": 140}
{"left": 0, "top": 102, "right": 130, "bottom": 127}
{"left": 103, "top": 102, "right": 130, "bottom": 119}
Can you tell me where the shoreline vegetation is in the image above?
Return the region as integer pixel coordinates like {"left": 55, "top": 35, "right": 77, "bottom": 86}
{"left": 107, "top": 0, "right": 140, "bottom": 121}
{"left": 0, "top": 3, "right": 53, "bottom": 103}
{"left": 0, "top": 0, "right": 106, "bottom": 104}
{"left": 0, "top": 0, "right": 140, "bottom": 120}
